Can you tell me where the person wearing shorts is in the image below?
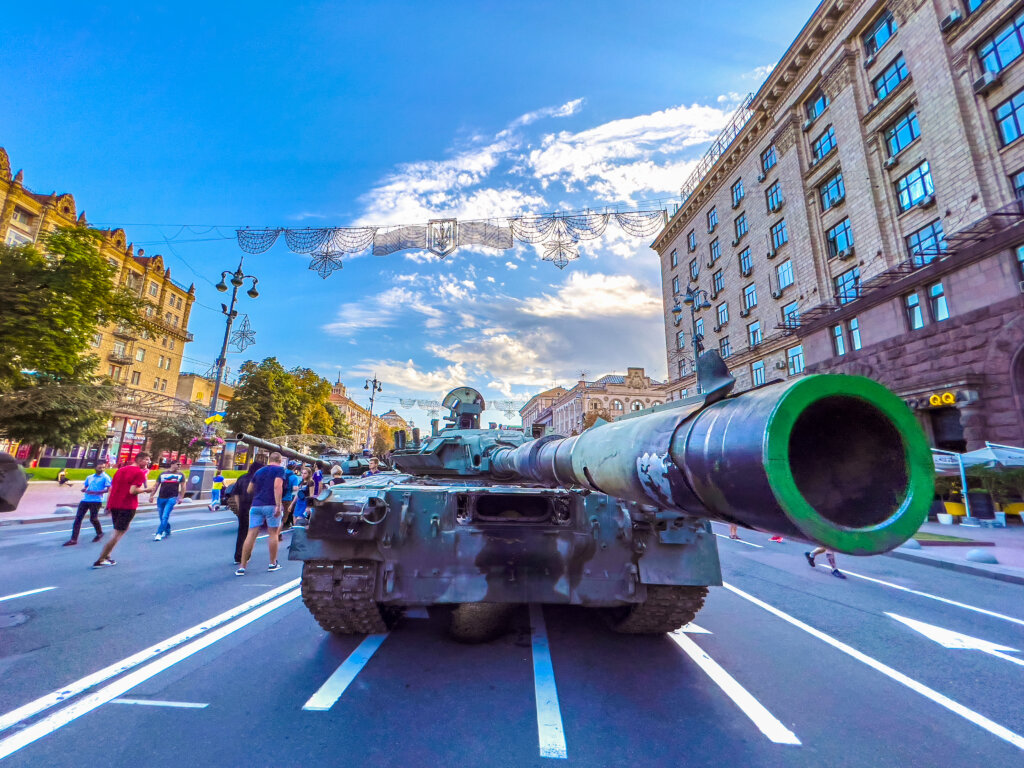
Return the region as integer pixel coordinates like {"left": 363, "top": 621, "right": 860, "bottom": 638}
{"left": 236, "top": 452, "right": 286, "bottom": 576}
{"left": 94, "top": 453, "right": 151, "bottom": 568}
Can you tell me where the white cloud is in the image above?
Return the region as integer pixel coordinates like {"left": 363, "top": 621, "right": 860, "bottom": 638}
{"left": 505, "top": 261, "right": 519, "bottom": 270}
{"left": 521, "top": 272, "right": 661, "bottom": 318}
{"left": 504, "top": 97, "right": 585, "bottom": 132}
{"left": 742, "top": 63, "right": 776, "bottom": 82}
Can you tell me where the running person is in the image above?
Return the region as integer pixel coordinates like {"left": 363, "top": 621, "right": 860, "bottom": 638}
{"left": 93, "top": 453, "right": 151, "bottom": 568}
{"left": 64, "top": 460, "right": 111, "bottom": 546}
{"left": 150, "top": 461, "right": 185, "bottom": 540}
{"left": 805, "top": 546, "right": 845, "bottom": 578}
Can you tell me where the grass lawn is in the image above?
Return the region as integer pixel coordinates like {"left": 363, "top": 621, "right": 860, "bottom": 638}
{"left": 914, "top": 531, "right": 975, "bottom": 543}
{"left": 25, "top": 467, "right": 245, "bottom": 481}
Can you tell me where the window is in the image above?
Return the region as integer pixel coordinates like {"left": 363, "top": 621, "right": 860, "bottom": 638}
{"left": 1013, "top": 170, "right": 1024, "bottom": 199}
{"left": 766, "top": 180, "right": 784, "bottom": 212}
{"left": 770, "top": 219, "right": 789, "bottom": 250}
{"left": 108, "top": 365, "right": 122, "bottom": 381}
{"left": 707, "top": 207, "right": 718, "bottom": 232}
{"left": 630, "top": 401, "right": 643, "bottom": 412}
{"left": 4, "top": 230, "right": 31, "bottom": 246}
{"left": 743, "top": 283, "right": 758, "bottom": 309}
{"left": 159, "top": 355, "right": 166, "bottom": 368}
{"left": 687, "top": 230, "right": 697, "bottom": 251}
{"left": 873, "top": 55, "right": 908, "bottom": 101}
{"left": 145, "top": 306, "right": 154, "bottom": 318}
{"left": 906, "top": 220, "right": 947, "bottom": 265}
{"left": 91, "top": 333, "right": 102, "bottom": 348}
{"left": 812, "top": 126, "right": 837, "bottom": 161}
{"left": 153, "top": 377, "right": 161, "bottom": 390}
{"left": 112, "top": 341, "right": 126, "bottom": 357}
{"left": 130, "top": 371, "right": 141, "bottom": 386}
{"left": 761, "top": 145, "right": 777, "bottom": 172}
{"left": 720, "top": 336, "right": 732, "bottom": 358}
{"left": 135, "top": 348, "right": 145, "bottom": 362}
{"left": 11, "top": 208, "right": 32, "bottom": 227}
{"left": 678, "top": 359, "right": 688, "bottom": 378}
{"left": 928, "top": 282, "right": 949, "bottom": 322}
{"left": 717, "top": 302, "right": 729, "bottom": 326}
{"left": 832, "top": 324, "right": 847, "bottom": 356}
{"left": 782, "top": 301, "right": 800, "bottom": 326}
{"left": 787, "top": 345, "right": 805, "bottom": 375}
{"left": 108, "top": 257, "right": 119, "bottom": 269}
{"left": 748, "top": 320, "right": 762, "bottom": 347}
{"left": 710, "top": 239, "right": 721, "bottom": 264}
{"left": 713, "top": 269, "right": 725, "bottom": 294}
{"left": 731, "top": 179, "right": 745, "bottom": 207}
{"left": 806, "top": 90, "right": 829, "bottom": 121}
{"left": 820, "top": 172, "right": 846, "bottom": 211}
{"left": 834, "top": 267, "right": 861, "bottom": 304}
{"left": 612, "top": 400, "right": 623, "bottom": 410}
{"left": 886, "top": 109, "right": 920, "bottom": 156}
{"left": 751, "top": 360, "right": 766, "bottom": 387}
{"left": 864, "top": 11, "right": 897, "bottom": 58}
{"left": 995, "top": 89, "right": 1024, "bottom": 146}
{"left": 670, "top": 249, "right": 678, "bottom": 268}
{"left": 734, "top": 213, "right": 747, "bottom": 241}
{"left": 739, "top": 247, "right": 752, "bottom": 275}
{"left": 695, "top": 318, "right": 705, "bottom": 339}
{"left": 826, "top": 218, "right": 855, "bottom": 258}
{"left": 905, "top": 292, "right": 925, "bottom": 330}
{"left": 677, "top": 330, "right": 686, "bottom": 349}
{"left": 149, "top": 281, "right": 159, "bottom": 297}
{"left": 777, "top": 260, "right": 794, "bottom": 289}
{"left": 689, "top": 258, "right": 699, "bottom": 280}
{"left": 978, "top": 9, "right": 1024, "bottom": 74}
{"left": 966, "top": 0, "right": 987, "bottom": 11}
{"left": 169, "top": 339, "right": 175, "bottom": 351}
{"left": 1018, "top": 244, "right": 1024, "bottom": 278}
{"left": 896, "top": 161, "right": 934, "bottom": 212}
{"left": 161, "top": 336, "right": 167, "bottom": 348}
{"left": 160, "top": 379, "right": 167, "bottom": 392}
{"left": 672, "top": 276, "right": 680, "bottom": 294}
{"left": 849, "top": 317, "right": 862, "bottom": 351}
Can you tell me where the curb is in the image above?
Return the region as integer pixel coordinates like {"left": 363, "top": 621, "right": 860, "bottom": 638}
{"left": 0, "top": 502, "right": 217, "bottom": 527}
{"left": 886, "top": 548, "right": 1024, "bottom": 586}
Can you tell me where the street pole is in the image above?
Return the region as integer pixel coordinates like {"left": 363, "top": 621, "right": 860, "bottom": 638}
{"left": 364, "top": 375, "right": 383, "bottom": 454}
{"left": 672, "top": 285, "right": 711, "bottom": 395}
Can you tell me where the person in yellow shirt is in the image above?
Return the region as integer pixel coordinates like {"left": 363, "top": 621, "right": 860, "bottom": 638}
{"left": 209, "top": 472, "right": 225, "bottom": 511}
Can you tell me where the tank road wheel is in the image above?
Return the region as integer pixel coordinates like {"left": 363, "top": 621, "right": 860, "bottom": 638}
{"left": 603, "top": 585, "right": 709, "bottom": 634}
{"left": 300, "top": 560, "right": 403, "bottom": 635}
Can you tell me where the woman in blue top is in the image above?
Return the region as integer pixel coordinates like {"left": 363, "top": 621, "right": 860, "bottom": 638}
{"left": 289, "top": 466, "right": 314, "bottom": 523}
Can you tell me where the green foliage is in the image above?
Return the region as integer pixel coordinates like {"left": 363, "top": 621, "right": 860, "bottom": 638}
{"left": 966, "top": 466, "right": 1024, "bottom": 504}
{"left": 147, "top": 406, "right": 208, "bottom": 459}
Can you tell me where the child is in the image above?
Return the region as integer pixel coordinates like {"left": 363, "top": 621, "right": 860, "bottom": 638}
{"left": 209, "top": 472, "right": 225, "bottom": 511}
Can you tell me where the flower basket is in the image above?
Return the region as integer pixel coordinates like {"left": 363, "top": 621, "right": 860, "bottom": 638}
{"left": 189, "top": 435, "right": 225, "bottom": 450}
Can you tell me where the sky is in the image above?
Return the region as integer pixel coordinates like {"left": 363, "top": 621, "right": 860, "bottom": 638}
{"left": 0, "top": 0, "right": 817, "bottom": 428}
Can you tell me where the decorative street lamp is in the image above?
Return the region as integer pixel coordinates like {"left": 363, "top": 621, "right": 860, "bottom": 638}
{"left": 672, "top": 283, "right": 712, "bottom": 394}
{"left": 187, "top": 257, "right": 259, "bottom": 500}
{"left": 364, "top": 375, "right": 383, "bottom": 454}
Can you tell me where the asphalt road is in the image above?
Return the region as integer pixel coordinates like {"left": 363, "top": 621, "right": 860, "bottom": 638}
{"left": 1, "top": 511, "right": 1022, "bottom": 767}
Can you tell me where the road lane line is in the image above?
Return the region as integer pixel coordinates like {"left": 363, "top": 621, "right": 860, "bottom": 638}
{"left": 813, "top": 563, "right": 1024, "bottom": 627}
{"left": 111, "top": 699, "right": 209, "bottom": 709}
{"left": 0, "top": 578, "right": 299, "bottom": 735}
{"left": 302, "top": 634, "right": 390, "bottom": 711}
{"left": 669, "top": 632, "right": 800, "bottom": 745}
{"left": 0, "top": 588, "right": 301, "bottom": 761}
{"left": 723, "top": 582, "right": 1024, "bottom": 752}
{"left": 257, "top": 529, "right": 292, "bottom": 540}
{"left": 714, "top": 533, "right": 764, "bottom": 548}
{"left": 0, "top": 587, "right": 56, "bottom": 602}
{"left": 30, "top": 529, "right": 74, "bottom": 537}
{"left": 529, "top": 604, "right": 568, "bottom": 760}
{"left": 172, "top": 521, "right": 234, "bottom": 533}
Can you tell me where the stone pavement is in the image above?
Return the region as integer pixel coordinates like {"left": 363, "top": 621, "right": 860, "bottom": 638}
{"left": 888, "top": 519, "right": 1024, "bottom": 585}
{"left": 0, "top": 482, "right": 216, "bottom": 526}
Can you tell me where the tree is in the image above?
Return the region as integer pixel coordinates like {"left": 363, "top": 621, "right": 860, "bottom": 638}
{"left": 226, "top": 359, "right": 345, "bottom": 440}
{"left": 147, "top": 407, "right": 207, "bottom": 459}
{"left": 582, "top": 406, "right": 612, "bottom": 430}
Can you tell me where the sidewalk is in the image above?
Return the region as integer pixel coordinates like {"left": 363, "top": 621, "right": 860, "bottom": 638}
{"left": 0, "top": 482, "right": 219, "bottom": 526}
{"left": 887, "top": 520, "right": 1024, "bottom": 585}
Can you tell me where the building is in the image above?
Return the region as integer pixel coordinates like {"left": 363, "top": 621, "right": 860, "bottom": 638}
{"left": 175, "top": 373, "right": 235, "bottom": 413}
{"left": 328, "top": 377, "right": 392, "bottom": 451}
{"left": 0, "top": 147, "right": 197, "bottom": 464}
{"left": 378, "top": 409, "right": 410, "bottom": 433}
{"left": 525, "top": 369, "right": 664, "bottom": 436}
{"left": 653, "top": 0, "right": 1024, "bottom": 450}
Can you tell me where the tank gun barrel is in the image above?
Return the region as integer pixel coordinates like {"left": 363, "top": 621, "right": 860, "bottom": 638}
{"left": 490, "top": 375, "right": 932, "bottom": 556}
{"left": 234, "top": 433, "right": 330, "bottom": 470}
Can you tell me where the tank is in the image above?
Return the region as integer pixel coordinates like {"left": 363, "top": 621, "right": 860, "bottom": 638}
{"left": 288, "top": 353, "right": 934, "bottom": 639}
{"left": 233, "top": 434, "right": 331, "bottom": 470}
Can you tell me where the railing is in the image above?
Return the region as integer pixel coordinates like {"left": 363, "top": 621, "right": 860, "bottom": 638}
{"left": 680, "top": 93, "right": 755, "bottom": 204}
{"left": 108, "top": 353, "right": 134, "bottom": 366}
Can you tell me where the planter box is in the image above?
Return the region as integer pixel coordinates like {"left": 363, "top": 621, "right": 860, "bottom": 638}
{"left": 936, "top": 513, "right": 955, "bottom": 525}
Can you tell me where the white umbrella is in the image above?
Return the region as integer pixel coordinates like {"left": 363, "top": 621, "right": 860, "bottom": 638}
{"left": 984, "top": 442, "right": 1024, "bottom": 467}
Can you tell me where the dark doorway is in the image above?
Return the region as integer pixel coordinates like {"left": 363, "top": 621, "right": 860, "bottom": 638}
{"left": 930, "top": 407, "right": 966, "bottom": 453}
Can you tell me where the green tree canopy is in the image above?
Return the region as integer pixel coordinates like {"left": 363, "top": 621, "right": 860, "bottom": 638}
{"left": 147, "top": 406, "right": 208, "bottom": 459}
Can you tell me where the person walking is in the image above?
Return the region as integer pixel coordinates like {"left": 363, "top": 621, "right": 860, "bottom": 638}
{"left": 150, "top": 460, "right": 185, "bottom": 541}
{"left": 93, "top": 452, "right": 151, "bottom": 568}
{"left": 227, "top": 457, "right": 264, "bottom": 565}
{"left": 728, "top": 523, "right": 740, "bottom": 540}
{"left": 236, "top": 452, "right": 286, "bottom": 576}
{"left": 209, "top": 471, "right": 225, "bottom": 511}
{"left": 64, "top": 459, "right": 111, "bottom": 546}
{"left": 289, "top": 466, "right": 314, "bottom": 524}
{"left": 805, "top": 547, "right": 846, "bottom": 579}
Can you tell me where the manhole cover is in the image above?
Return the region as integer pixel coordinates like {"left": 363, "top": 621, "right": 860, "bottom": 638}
{"left": 0, "top": 612, "right": 29, "bottom": 628}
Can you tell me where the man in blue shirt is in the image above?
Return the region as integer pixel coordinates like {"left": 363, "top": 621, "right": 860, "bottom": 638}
{"left": 236, "top": 452, "right": 286, "bottom": 576}
{"left": 64, "top": 459, "right": 111, "bottom": 546}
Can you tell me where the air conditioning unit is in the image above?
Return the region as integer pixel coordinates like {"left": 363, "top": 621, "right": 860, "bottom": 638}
{"left": 919, "top": 195, "right": 936, "bottom": 208}
{"left": 837, "top": 246, "right": 855, "bottom": 260}
{"left": 707, "top": 258, "right": 716, "bottom": 268}
{"left": 740, "top": 307, "right": 752, "bottom": 318}
{"left": 973, "top": 70, "right": 1000, "bottom": 95}
{"left": 731, "top": 238, "right": 740, "bottom": 247}
{"left": 774, "top": 360, "right": 787, "bottom": 370}
{"left": 710, "top": 290, "right": 719, "bottom": 299}
{"left": 732, "top": 199, "right": 742, "bottom": 209}
{"left": 767, "top": 249, "right": 777, "bottom": 260}
{"left": 883, "top": 156, "right": 899, "bottom": 169}
{"left": 803, "top": 119, "right": 815, "bottom": 132}
{"left": 771, "top": 289, "right": 783, "bottom": 299}
{"left": 757, "top": 172, "right": 766, "bottom": 183}
{"left": 864, "top": 53, "right": 876, "bottom": 69}
{"left": 713, "top": 324, "right": 722, "bottom": 333}
{"left": 741, "top": 267, "right": 752, "bottom": 277}
{"left": 939, "top": 10, "right": 962, "bottom": 32}
{"left": 708, "top": 225, "right": 716, "bottom": 234}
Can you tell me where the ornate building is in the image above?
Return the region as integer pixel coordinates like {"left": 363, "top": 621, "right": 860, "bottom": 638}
{"left": 0, "top": 147, "right": 197, "bottom": 464}
{"left": 522, "top": 369, "right": 664, "bottom": 436}
{"left": 328, "top": 378, "right": 393, "bottom": 451}
{"left": 653, "top": 0, "right": 1024, "bottom": 450}
{"left": 520, "top": 386, "right": 568, "bottom": 437}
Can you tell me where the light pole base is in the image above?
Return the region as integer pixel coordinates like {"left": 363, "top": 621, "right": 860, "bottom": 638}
{"left": 186, "top": 461, "right": 217, "bottom": 501}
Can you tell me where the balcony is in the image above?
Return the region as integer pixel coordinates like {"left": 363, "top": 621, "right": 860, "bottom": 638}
{"left": 108, "top": 352, "right": 134, "bottom": 366}
{"left": 112, "top": 326, "right": 137, "bottom": 340}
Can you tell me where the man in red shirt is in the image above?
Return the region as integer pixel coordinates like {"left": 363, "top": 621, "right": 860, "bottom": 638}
{"left": 93, "top": 452, "right": 152, "bottom": 568}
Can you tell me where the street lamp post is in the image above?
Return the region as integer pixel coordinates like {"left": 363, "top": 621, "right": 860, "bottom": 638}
{"left": 672, "top": 284, "right": 712, "bottom": 394}
{"left": 363, "top": 375, "right": 383, "bottom": 455}
{"left": 186, "top": 257, "right": 259, "bottom": 500}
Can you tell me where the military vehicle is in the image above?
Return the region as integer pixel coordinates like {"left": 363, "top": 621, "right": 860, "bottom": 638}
{"left": 232, "top": 435, "right": 387, "bottom": 476}
{"left": 285, "top": 353, "right": 933, "bottom": 640}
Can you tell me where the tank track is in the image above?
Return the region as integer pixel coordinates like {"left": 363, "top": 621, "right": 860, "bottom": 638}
{"left": 605, "top": 585, "right": 709, "bottom": 634}
{"left": 301, "top": 560, "right": 401, "bottom": 635}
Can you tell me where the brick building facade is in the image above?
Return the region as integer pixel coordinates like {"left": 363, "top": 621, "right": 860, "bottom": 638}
{"left": 653, "top": 0, "right": 1024, "bottom": 450}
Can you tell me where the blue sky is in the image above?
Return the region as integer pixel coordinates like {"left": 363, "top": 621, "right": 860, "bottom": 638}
{"left": 1, "top": 0, "right": 816, "bottom": 428}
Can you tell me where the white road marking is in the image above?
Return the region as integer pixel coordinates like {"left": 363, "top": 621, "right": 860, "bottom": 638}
{"left": 257, "top": 529, "right": 292, "bottom": 540}
{"left": 0, "top": 579, "right": 300, "bottom": 735}
{"left": 0, "top": 588, "right": 301, "bottom": 760}
{"left": 669, "top": 632, "right": 800, "bottom": 745}
{"left": 678, "top": 622, "right": 711, "bottom": 634}
{"left": 111, "top": 698, "right": 209, "bottom": 709}
{"left": 30, "top": 529, "right": 74, "bottom": 537}
{"left": 529, "top": 603, "right": 568, "bottom": 760}
{"left": 724, "top": 582, "right": 1024, "bottom": 752}
{"left": 302, "top": 634, "right": 390, "bottom": 711}
{"left": 814, "top": 563, "right": 1024, "bottom": 627}
{"left": 405, "top": 607, "right": 430, "bottom": 619}
{"left": 0, "top": 587, "right": 57, "bottom": 602}
{"left": 887, "top": 613, "right": 1024, "bottom": 668}
{"left": 714, "top": 532, "right": 764, "bottom": 548}
{"left": 172, "top": 521, "right": 234, "bottom": 533}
